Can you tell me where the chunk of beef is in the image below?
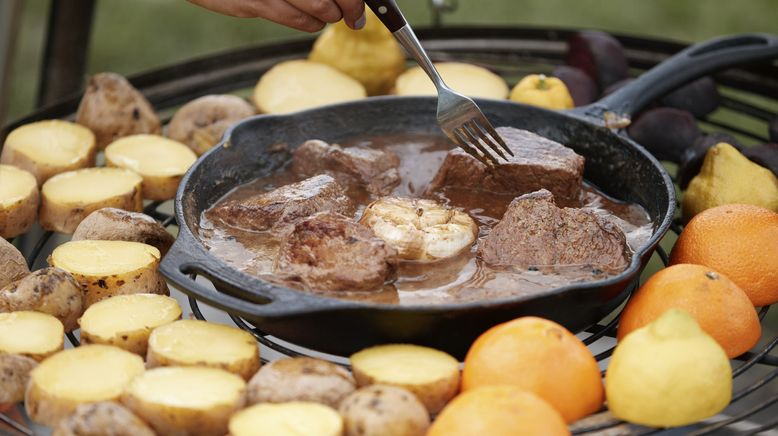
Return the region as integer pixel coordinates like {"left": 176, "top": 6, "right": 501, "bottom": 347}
{"left": 208, "top": 174, "right": 354, "bottom": 235}
{"left": 274, "top": 212, "right": 397, "bottom": 292}
{"left": 477, "top": 190, "right": 630, "bottom": 271}
{"left": 427, "top": 127, "right": 585, "bottom": 206}
{"left": 291, "top": 140, "right": 401, "bottom": 195}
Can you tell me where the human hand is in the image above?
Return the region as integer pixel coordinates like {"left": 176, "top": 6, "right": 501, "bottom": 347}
{"left": 188, "top": 0, "right": 366, "bottom": 32}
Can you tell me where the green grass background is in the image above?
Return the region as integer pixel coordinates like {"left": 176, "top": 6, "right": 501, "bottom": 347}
{"left": 5, "top": 0, "right": 778, "bottom": 124}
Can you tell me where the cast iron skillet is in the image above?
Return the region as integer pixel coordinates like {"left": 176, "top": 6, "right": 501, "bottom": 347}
{"left": 161, "top": 33, "right": 778, "bottom": 358}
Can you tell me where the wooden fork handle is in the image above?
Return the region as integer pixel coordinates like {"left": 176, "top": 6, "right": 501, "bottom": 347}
{"left": 364, "top": 0, "right": 407, "bottom": 32}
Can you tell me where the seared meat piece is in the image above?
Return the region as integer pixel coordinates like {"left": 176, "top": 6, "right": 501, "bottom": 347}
{"left": 274, "top": 212, "right": 397, "bottom": 292}
{"left": 291, "top": 140, "right": 401, "bottom": 195}
{"left": 427, "top": 127, "right": 585, "bottom": 206}
{"left": 477, "top": 190, "right": 630, "bottom": 271}
{"left": 208, "top": 174, "right": 354, "bottom": 234}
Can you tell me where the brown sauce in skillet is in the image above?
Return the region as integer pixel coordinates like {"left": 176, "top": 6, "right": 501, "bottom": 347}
{"left": 199, "top": 134, "right": 654, "bottom": 305}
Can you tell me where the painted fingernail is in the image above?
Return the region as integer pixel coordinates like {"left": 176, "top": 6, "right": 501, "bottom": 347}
{"left": 354, "top": 12, "right": 366, "bottom": 29}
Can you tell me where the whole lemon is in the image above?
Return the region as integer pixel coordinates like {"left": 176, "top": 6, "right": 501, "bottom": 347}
{"left": 510, "top": 74, "right": 574, "bottom": 110}
{"left": 605, "top": 309, "right": 731, "bottom": 427}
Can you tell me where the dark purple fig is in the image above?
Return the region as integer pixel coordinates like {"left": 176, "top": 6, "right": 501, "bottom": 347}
{"left": 659, "top": 76, "right": 720, "bottom": 118}
{"left": 677, "top": 133, "right": 744, "bottom": 188}
{"left": 627, "top": 107, "right": 701, "bottom": 163}
{"left": 565, "top": 31, "right": 629, "bottom": 90}
{"left": 552, "top": 66, "right": 598, "bottom": 106}
{"left": 743, "top": 143, "right": 778, "bottom": 177}
{"left": 769, "top": 117, "right": 778, "bottom": 143}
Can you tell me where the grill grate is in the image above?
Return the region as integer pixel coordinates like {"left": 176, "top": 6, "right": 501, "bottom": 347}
{"left": 2, "top": 27, "right": 776, "bottom": 435}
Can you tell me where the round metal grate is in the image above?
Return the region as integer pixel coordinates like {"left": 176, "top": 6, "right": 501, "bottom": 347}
{"left": 2, "top": 27, "right": 776, "bottom": 435}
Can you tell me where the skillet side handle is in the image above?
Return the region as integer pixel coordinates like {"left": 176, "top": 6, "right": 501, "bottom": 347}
{"left": 596, "top": 33, "right": 778, "bottom": 117}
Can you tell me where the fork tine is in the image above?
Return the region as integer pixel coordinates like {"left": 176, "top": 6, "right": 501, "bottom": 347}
{"left": 451, "top": 129, "right": 494, "bottom": 167}
{"left": 477, "top": 119, "right": 514, "bottom": 157}
{"left": 468, "top": 120, "right": 509, "bottom": 161}
{"left": 461, "top": 124, "right": 500, "bottom": 165}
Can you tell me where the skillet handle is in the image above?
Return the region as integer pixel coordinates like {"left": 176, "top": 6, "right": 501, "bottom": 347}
{"left": 596, "top": 33, "right": 778, "bottom": 117}
{"left": 159, "top": 231, "right": 349, "bottom": 319}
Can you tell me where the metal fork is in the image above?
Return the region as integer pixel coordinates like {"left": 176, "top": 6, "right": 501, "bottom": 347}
{"left": 365, "top": 0, "right": 513, "bottom": 166}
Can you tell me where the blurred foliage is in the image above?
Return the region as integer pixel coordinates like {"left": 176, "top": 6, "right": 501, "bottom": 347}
{"left": 5, "top": 0, "right": 778, "bottom": 123}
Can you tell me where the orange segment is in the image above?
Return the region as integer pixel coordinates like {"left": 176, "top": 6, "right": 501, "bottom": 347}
{"left": 618, "top": 264, "right": 760, "bottom": 358}
{"left": 462, "top": 316, "right": 603, "bottom": 423}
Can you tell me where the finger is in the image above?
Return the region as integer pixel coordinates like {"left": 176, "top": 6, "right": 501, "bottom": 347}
{"left": 254, "top": 0, "right": 327, "bottom": 32}
{"left": 333, "top": 0, "right": 365, "bottom": 29}
{"left": 286, "top": 0, "right": 343, "bottom": 23}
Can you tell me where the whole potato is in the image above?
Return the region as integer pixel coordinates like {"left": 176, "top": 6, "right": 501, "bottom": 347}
{"left": 0, "top": 267, "right": 83, "bottom": 332}
{"left": 53, "top": 401, "right": 156, "bottom": 436}
{"left": 168, "top": 95, "right": 255, "bottom": 156}
{"left": 0, "top": 354, "right": 38, "bottom": 404}
{"left": 339, "top": 385, "right": 430, "bottom": 436}
{"left": 72, "top": 208, "right": 174, "bottom": 256}
{"left": 247, "top": 357, "right": 356, "bottom": 408}
{"left": 76, "top": 72, "right": 161, "bottom": 149}
{"left": 0, "top": 238, "right": 29, "bottom": 289}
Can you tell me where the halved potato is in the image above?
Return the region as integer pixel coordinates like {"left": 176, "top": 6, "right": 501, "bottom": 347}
{"left": 168, "top": 94, "right": 255, "bottom": 156}
{"left": 40, "top": 167, "right": 143, "bottom": 233}
{"left": 229, "top": 401, "right": 343, "bottom": 436}
{"left": 253, "top": 60, "right": 366, "bottom": 114}
{"left": 350, "top": 344, "right": 460, "bottom": 414}
{"left": 53, "top": 401, "right": 156, "bottom": 436}
{"left": 0, "top": 354, "right": 38, "bottom": 404}
{"left": 25, "top": 344, "right": 145, "bottom": 427}
{"left": 0, "top": 237, "right": 29, "bottom": 289}
{"left": 395, "top": 62, "right": 509, "bottom": 99}
{"left": 121, "top": 366, "right": 246, "bottom": 436}
{"left": 0, "top": 164, "right": 39, "bottom": 238}
{"left": 49, "top": 240, "right": 168, "bottom": 307}
{"left": 71, "top": 208, "right": 174, "bottom": 256}
{"left": 0, "top": 311, "right": 64, "bottom": 361}
{"left": 147, "top": 319, "right": 260, "bottom": 380}
{"left": 80, "top": 294, "right": 181, "bottom": 356}
{"left": 105, "top": 134, "right": 197, "bottom": 200}
{"left": 76, "top": 72, "right": 161, "bottom": 149}
{"left": 0, "top": 120, "right": 96, "bottom": 185}
{"left": 0, "top": 267, "right": 83, "bottom": 332}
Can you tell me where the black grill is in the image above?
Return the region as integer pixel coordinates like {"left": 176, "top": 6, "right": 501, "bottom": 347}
{"left": 2, "top": 27, "right": 776, "bottom": 435}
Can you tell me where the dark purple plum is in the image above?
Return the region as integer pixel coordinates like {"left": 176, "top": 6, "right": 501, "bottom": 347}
{"left": 552, "top": 66, "right": 598, "bottom": 106}
{"left": 627, "top": 107, "right": 701, "bottom": 163}
{"left": 565, "top": 31, "right": 629, "bottom": 90}
{"left": 743, "top": 143, "right": 778, "bottom": 178}
{"left": 602, "top": 78, "right": 634, "bottom": 97}
{"left": 659, "top": 77, "right": 721, "bottom": 118}
{"left": 769, "top": 117, "right": 778, "bottom": 143}
{"left": 677, "top": 133, "right": 744, "bottom": 188}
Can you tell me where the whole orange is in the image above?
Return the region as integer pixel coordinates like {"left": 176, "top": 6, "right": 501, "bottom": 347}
{"left": 462, "top": 316, "right": 603, "bottom": 423}
{"left": 427, "top": 385, "right": 569, "bottom": 436}
{"left": 617, "top": 264, "right": 760, "bottom": 358}
{"left": 670, "top": 204, "right": 778, "bottom": 306}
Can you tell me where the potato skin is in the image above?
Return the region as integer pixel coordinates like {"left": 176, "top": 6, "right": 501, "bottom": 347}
{"left": 76, "top": 72, "right": 161, "bottom": 149}
{"left": 121, "top": 390, "right": 245, "bottom": 436}
{"left": 25, "top": 373, "right": 77, "bottom": 426}
{"left": 168, "top": 95, "right": 255, "bottom": 156}
{"left": 72, "top": 208, "right": 174, "bottom": 256}
{"left": 0, "top": 238, "right": 29, "bottom": 289}
{"left": 0, "top": 177, "right": 39, "bottom": 238}
{"left": 352, "top": 364, "right": 459, "bottom": 414}
{"left": 339, "top": 385, "right": 430, "bottom": 436}
{"left": 0, "top": 354, "right": 37, "bottom": 404}
{"left": 246, "top": 357, "right": 355, "bottom": 408}
{"left": 0, "top": 267, "right": 83, "bottom": 332}
{"left": 52, "top": 401, "right": 155, "bottom": 436}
